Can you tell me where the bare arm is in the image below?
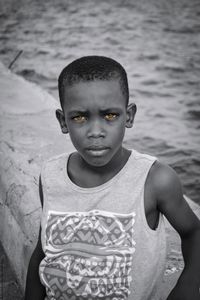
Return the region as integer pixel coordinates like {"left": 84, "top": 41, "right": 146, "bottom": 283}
{"left": 152, "top": 162, "right": 200, "bottom": 300}
{"left": 24, "top": 175, "right": 46, "bottom": 299}
{"left": 24, "top": 227, "right": 46, "bottom": 300}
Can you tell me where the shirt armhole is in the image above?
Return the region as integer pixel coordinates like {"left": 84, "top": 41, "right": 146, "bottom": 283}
{"left": 39, "top": 174, "right": 43, "bottom": 208}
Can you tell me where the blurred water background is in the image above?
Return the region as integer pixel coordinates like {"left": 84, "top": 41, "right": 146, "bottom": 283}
{"left": 0, "top": 0, "right": 200, "bottom": 204}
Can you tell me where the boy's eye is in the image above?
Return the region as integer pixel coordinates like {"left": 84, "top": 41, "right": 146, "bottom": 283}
{"left": 72, "top": 116, "right": 87, "bottom": 123}
{"left": 104, "top": 113, "right": 118, "bottom": 121}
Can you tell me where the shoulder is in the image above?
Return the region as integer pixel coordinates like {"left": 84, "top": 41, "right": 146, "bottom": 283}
{"left": 149, "top": 160, "right": 181, "bottom": 189}
{"left": 39, "top": 152, "right": 70, "bottom": 207}
{"left": 132, "top": 149, "right": 156, "bottom": 162}
{"left": 40, "top": 152, "right": 70, "bottom": 178}
{"left": 147, "top": 160, "right": 183, "bottom": 205}
{"left": 42, "top": 152, "right": 69, "bottom": 168}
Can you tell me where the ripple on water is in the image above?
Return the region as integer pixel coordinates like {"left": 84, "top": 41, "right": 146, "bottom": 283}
{"left": 141, "top": 79, "right": 160, "bottom": 86}
{"left": 135, "top": 88, "right": 173, "bottom": 98}
{"left": 163, "top": 25, "right": 200, "bottom": 35}
{"left": 137, "top": 54, "right": 160, "bottom": 61}
{"left": 156, "top": 65, "right": 186, "bottom": 74}
{"left": 186, "top": 110, "right": 200, "bottom": 121}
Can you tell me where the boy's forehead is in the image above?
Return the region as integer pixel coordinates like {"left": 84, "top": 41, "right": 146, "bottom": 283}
{"left": 63, "top": 79, "right": 125, "bottom": 108}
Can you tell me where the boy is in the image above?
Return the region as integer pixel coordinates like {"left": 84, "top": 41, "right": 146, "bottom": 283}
{"left": 25, "top": 56, "right": 200, "bottom": 300}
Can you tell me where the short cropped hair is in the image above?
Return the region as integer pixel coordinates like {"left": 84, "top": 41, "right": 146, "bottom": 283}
{"left": 58, "top": 56, "right": 129, "bottom": 109}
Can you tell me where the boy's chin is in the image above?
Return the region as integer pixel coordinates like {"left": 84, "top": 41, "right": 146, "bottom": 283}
{"left": 82, "top": 154, "right": 112, "bottom": 168}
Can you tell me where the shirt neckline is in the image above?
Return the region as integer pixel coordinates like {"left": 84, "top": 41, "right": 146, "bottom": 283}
{"left": 63, "top": 149, "right": 134, "bottom": 193}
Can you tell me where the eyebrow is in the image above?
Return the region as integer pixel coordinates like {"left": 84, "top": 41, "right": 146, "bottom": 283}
{"left": 99, "top": 107, "right": 123, "bottom": 113}
{"left": 67, "top": 110, "right": 88, "bottom": 116}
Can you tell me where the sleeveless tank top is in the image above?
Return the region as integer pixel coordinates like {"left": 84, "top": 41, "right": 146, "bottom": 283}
{"left": 39, "top": 149, "right": 166, "bottom": 300}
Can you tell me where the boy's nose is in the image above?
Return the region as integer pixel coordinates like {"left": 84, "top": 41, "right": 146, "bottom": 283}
{"left": 87, "top": 120, "right": 105, "bottom": 138}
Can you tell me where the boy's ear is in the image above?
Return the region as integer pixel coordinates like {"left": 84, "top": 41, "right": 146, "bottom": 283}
{"left": 126, "top": 103, "right": 137, "bottom": 128}
{"left": 55, "top": 109, "right": 68, "bottom": 134}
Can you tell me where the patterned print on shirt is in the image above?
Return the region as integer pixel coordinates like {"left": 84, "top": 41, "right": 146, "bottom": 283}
{"left": 39, "top": 210, "right": 136, "bottom": 300}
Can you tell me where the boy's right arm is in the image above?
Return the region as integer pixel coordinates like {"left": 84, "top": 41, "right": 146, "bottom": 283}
{"left": 24, "top": 227, "right": 46, "bottom": 300}
{"left": 25, "top": 175, "right": 46, "bottom": 299}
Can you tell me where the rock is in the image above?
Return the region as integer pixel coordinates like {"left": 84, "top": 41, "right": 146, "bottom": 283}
{"left": 0, "top": 62, "right": 74, "bottom": 292}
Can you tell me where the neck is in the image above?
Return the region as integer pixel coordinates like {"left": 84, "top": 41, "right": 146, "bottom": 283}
{"left": 68, "top": 146, "right": 131, "bottom": 188}
{"left": 79, "top": 146, "right": 130, "bottom": 176}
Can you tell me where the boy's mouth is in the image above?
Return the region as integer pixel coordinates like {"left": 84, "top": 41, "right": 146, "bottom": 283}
{"left": 86, "top": 146, "right": 110, "bottom": 156}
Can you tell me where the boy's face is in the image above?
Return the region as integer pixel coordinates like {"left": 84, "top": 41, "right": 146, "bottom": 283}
{"left": 56, "top": 79, "right": 136, "bottom": 167}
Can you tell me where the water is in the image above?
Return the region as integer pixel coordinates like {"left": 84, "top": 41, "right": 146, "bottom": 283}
{"left": 0, "top": 0, "right": 200, "bottom": 203}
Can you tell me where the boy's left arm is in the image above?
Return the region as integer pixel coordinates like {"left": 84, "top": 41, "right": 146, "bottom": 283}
{"left": 153, "top": 162, "right": 200, "bottom": 300}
